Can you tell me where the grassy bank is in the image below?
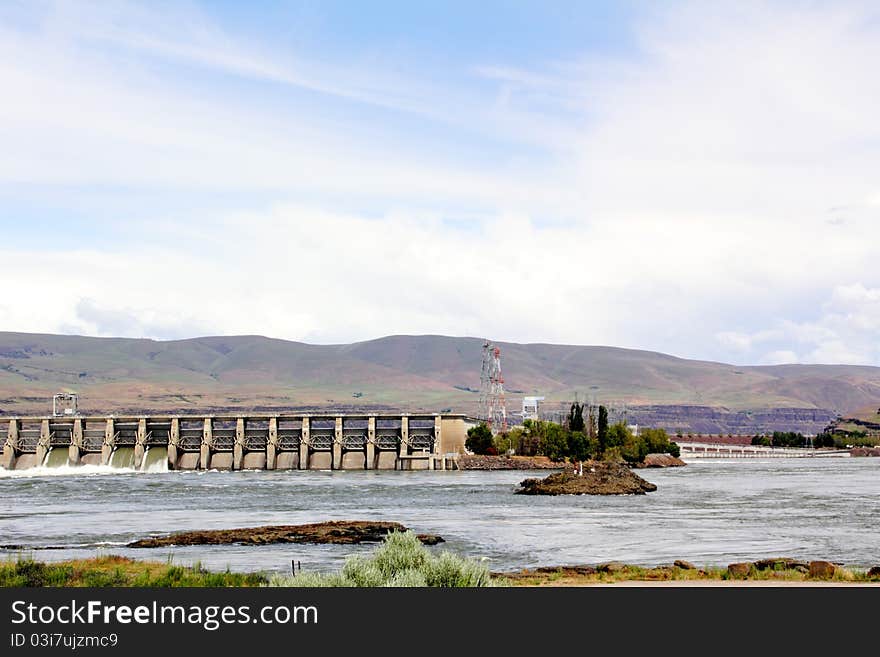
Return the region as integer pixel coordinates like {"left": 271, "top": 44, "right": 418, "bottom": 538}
{"left": 502, "top": 563, "right": 880, "bottom": 586}
{"left": 0, "top": 555, "right": 266, "bottom": 587}
{"left": 4, "top": 547, "right": 879, "bottom": 587}
{"left": 0, "top": 532, "right": 495, "bottom": 588}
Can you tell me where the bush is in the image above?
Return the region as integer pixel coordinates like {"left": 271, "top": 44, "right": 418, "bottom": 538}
{"left": 424, "top": 552, "right": 493, "bottom": 587}
{"left": 269, "top": 571, "right": 351, "bottom": 587}
{"left": 387, "top": 569, "right": 428, "bottom": 587}
{"left": 504, "top": 427, "right": 526, "bottom": 454}
{"left": 341, "top": 556, "right": 385, "bottom": 587}
{"left": 642, "top": 428, "right": 668, "bottom": 453}
{"left": 621, "top": 431, "right": 649, "bottom": 463}
{"left": 539, "top": 423, "right": 569, "bottom": 462}
{"left": 372, "top": 530, "right": 429, "bottom": 577}
{"left": 268, "top": 531, "right": 496, "bottom": 588}
{"left": 567, "top": 431, "right": 596, "bottom": 462}
{"left": 602, "top": 446, "right": 623, "bottom": 462}
{"left": 833, "top": 433, "right": 878, "bottom": 448}
{"left": 465, "top": 423, "right": 494, "bottom": 455}
{"left": 492, "top": 433, "right": 511, "bottom": 455}
{"left": 605, "top": 422, "right": 631, "bottom": 450}
{"left": 771, "top": 431, "right": 807, "bottom": 448}
{"left": 0, "top": 560, "right": 73, "bottom": 587}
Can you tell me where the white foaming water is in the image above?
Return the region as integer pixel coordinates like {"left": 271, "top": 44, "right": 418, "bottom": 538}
{"left": 0, "top": 463, "right": 138, "bottom": 478}
{"left": 0, "top": 446, "right": 169, "bottom": 477}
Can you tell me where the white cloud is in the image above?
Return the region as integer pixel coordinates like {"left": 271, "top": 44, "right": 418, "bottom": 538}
{"left": 716, "top": 329, "right": 784, "bottom": 353}
{"left": 1, "top": 1, "right": 879, "bottom": 365}
{"left": 762, "top": 350, "right": 799, "bottom": 366}
{"left": 709, "top": 284, "right": 880, "bottom": 365}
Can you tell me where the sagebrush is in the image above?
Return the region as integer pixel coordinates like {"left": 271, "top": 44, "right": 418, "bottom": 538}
{"left": 268, "top": 531, "right": 496, "bottom": 587}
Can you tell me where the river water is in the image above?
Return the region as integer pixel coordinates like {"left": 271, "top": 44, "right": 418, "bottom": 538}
{"left": 1, "top": 457, "right": 878, "bottom": 574}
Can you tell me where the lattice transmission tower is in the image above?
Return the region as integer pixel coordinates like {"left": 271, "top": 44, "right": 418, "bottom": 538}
{"left": 479, "top": 341, "right": 508, "bottom": 433}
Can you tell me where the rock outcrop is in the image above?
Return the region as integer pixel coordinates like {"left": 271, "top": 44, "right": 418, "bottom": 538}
{"left": 635, "top": 453, "right": 687, "bottom": 468}
{"left": 128, "top": 520, "right": 442, "bottom": 548}
{"left": 727, "top": 562, "right": 753, "bottom": 578}
{"left": 515, "top": 461, "right": 657, "bottom": 495}
{"left": 808, "top": 560, "right": 837, "bottom": 579}
{"left": 850, "top": 447, "right": 880, "bottom": 457}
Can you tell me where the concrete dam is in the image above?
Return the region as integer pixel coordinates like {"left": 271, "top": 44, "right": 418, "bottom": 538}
{"left": 1, "top": 414, "right": 468, "bottom": 472}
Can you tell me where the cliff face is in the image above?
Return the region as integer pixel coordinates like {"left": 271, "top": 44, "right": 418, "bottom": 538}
{"left": 624, "top": 405, "right": 838, "bottom": 435}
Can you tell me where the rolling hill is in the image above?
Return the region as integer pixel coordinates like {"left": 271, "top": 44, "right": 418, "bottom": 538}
{"left": 2, "top": 331, "right": 879, "bottom": 433}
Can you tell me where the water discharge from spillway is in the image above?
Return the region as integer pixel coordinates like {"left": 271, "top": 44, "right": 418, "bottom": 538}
{"left": 0, "top": 446, "right": 168, "bottom": 477}
{"left": 108, "top": 447, "right": 135, "bottom": 469}
{"left": 43, "top": 447, "right": 69, "bottom": 468}
{"left": 141, "top": 447, "right": 169, "bottom": 473}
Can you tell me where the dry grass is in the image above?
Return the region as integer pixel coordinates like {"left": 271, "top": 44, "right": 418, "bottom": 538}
{"left": 500, "top": 563, "right": 880, "bottom": 586}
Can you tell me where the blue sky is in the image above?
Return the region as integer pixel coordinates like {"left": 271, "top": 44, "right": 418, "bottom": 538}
{"left": 1, "top": 0, "right": 879, "bottom": 366}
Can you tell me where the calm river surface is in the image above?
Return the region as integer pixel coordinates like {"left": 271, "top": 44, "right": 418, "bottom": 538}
{"left": 1, "top": 457, "right": 878, "bottom": 574}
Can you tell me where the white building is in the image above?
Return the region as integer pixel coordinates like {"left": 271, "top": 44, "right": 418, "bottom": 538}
{"left": 522, "top": 396, "right": 545, "bottom": 421}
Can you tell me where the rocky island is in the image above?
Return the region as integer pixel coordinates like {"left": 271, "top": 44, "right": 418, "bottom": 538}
{"left": 515, "top": 461, "right": 658, "bottom": 495}
{"left": 127, "top": 520, "right": 444, "bottom": 548}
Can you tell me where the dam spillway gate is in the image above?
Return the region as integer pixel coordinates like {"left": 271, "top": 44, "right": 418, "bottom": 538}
{"left": 1, "top": 414, "right": 466, "bottom": 472}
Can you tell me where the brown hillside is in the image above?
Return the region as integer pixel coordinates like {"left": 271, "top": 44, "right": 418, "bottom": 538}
{"left": 1, "top": 332, "right": 879, "bottom": 418}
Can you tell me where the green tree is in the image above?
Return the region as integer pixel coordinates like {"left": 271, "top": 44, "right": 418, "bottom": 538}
{"left": 567, "top": 431, "right": 594, "bottom": 463}
{"left": 770, "top": 431, "right": 807, "bottom": 448}
{"left": 621, "top": 431, "right": 649, "bottom": 463}
{"left": 597, "top": 405, "right": 609, "bottom": 452}
{"left": 605, "top": 421, "right": 630, "bottom": 449}
{"left": 539, "top": 423, "right": 569, "bottom": 462}
{"left": 568, "top": 401, "right": 585, "bottom": 433}
{"left": 640, "top": 427, "right": 680, "bottom": 458}
{"left": 492, "top": 433, "right": 511, "bottom": 455}
{"left": 505, "top": 427, "right": 526, "bottom": 454}
{"left": 465, "top": 423, "right": 494, "bottom": 455}
{"left": 641, "top": 428, "right": 669, "bottom": 454}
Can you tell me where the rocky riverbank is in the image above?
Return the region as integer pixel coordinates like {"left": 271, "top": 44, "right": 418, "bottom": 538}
{"left": 515, "top": 461, "right": 658, "bottom": 495}
{"left": 498, "top": 556, "right": 880, "bottom": 585}
{"left": 458, "top": 454, "right": 563, "bottom": 470}
{"left": 127, "top": 520, "right": 444, "bottom": 548}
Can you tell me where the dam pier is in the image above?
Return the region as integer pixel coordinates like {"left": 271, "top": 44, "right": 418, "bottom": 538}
{"left": 0, "top": 413, "right": 467, "bottom": 472}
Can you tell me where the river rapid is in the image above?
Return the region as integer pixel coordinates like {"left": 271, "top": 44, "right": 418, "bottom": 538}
{"left": 1, "top": 457, "right": 877, "bottom": 574}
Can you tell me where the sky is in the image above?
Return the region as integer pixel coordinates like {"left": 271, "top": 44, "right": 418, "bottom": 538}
{"left": 0, "top": 0, "right": 879, "bottom": 366}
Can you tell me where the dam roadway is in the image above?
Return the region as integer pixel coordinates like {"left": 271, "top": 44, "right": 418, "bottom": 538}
{"left": 0, "top": 413, "right": 467, "bottom": 472}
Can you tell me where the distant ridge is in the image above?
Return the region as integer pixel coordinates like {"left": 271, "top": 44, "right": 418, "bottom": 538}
{"left": 1, "top": 332, "right": 879, "bottom": 427}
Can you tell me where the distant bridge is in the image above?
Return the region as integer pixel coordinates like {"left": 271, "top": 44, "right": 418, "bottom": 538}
{"left": 678, "top": 442, "right": 850, "bottom": 458}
